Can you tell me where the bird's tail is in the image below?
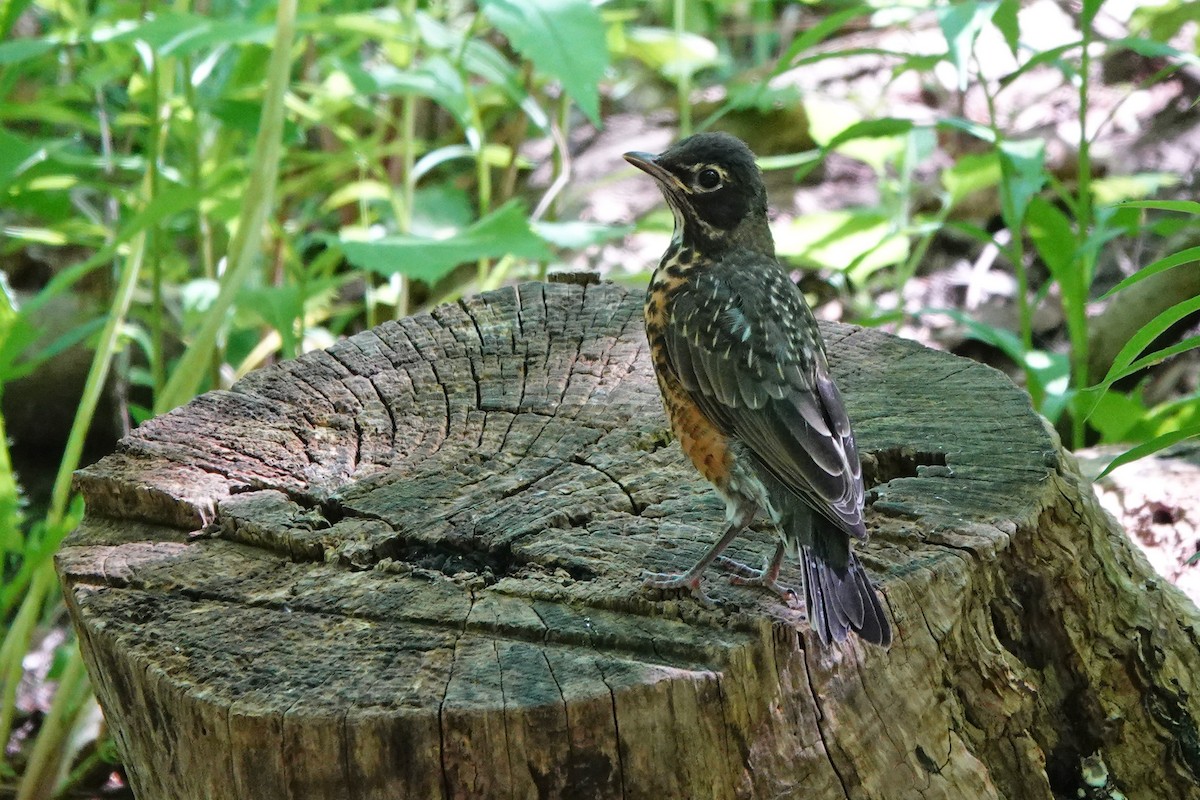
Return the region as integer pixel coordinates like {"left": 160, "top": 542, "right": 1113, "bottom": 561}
{"left": 800, "top": 547, "right": 891, "bottom": 646}
{"left": 787, "top": 524, "right": 892, "bottom": 647}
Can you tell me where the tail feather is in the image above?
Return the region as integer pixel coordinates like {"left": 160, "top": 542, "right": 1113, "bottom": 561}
{"left": 800, "top": 546, "right": 891, "bottom": 647}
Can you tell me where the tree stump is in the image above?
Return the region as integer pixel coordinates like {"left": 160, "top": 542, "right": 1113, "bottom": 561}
{"left": 60, "top": 281, "right": 1200, "bottom": 800}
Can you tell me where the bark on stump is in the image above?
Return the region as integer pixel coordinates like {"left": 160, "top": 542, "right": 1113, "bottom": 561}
{"left": 59, "top": 281, "right": 1200, "bottom": 800}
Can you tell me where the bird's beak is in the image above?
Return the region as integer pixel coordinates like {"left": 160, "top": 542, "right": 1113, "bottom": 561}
{"left": 624, "top": 151, "right": 686, "bottom": 195}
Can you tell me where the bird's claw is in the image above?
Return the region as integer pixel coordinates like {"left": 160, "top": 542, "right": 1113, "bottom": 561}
{"left": 641, "top": 570, "right": 720, "bottom": 608}
{"left": 714, "top": 556, "right": 800, "bottom": 607}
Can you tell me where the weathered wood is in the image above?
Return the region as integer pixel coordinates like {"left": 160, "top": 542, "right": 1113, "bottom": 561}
{"left": 60, "top": 281, "right": 1200, "bottom": 799}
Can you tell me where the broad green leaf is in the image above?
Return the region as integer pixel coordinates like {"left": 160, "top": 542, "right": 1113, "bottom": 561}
{"left": 0, "top": 130, "right": 52, "bottom": 194}
{"left": 533, "top": 221, "right": 631, "bottom": 249}
{"left": 1090, "top": 173, "right": 1179, "bottom": 206}
{"left": 237, "top": 280, "right": 338, "bottom": 359}
{"left": 411, "top": 184, "right": 474, "bottom": 238}
{"left": 1099, "top": 245, "right": 1200, "bottom": 300}
{"left": 1097, "top": 424, "right": 1200, "bottom": 479}
{"left": 479, "top": 0, "right": 608, "bottom": 125}
{"left": 805, "top": 106, "right": 916, "bottom": 175}
{"left": 942, "top": 152, "right": 1000, "bottom": 207}
{"left": 804, "top": 98, "right": 861, "bottom": 149}
{"left": 619, "top": 26, "right": 719, "bottom": 80}
{"left": 339, "top": 56, "right": 471, "bottom": 135}
{"left": 1089, "top": 390, "right": 1146, "bottom": 444}
{"left": 936, "top": 117, "right": 996, "bottom": 144}
{"left": 937, "top": 1, "right": 999, "bottom": 91}
{"left": 0, "top": 37, "right": 56, "bottom": 66}
{"left": 108, "top": 12, "right": 274, "bottom": 56}
{"left": 997, "top": 138, "right": 1046, "bottom": 230}
{"left": 457, "top": 35, "right": 550, "bottom": 131}
{"left": 1026, "top": 196, "right": 1075, "bottom": 280}
{"left": 992, "top": 0, "right": 1020, "bottom": 57}
{"left": 774, "top": 211, "right": 909, "bottom": 281}
{"left": 336, "top": 201, "right": 553, "bottom": 284}
{"left": 823, "top": 118, "right": 916, "bottom": 152}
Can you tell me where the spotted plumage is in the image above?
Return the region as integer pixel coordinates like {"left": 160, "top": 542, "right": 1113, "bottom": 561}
{"left": 626, "top": 132, "right": 891, "bottom": 647}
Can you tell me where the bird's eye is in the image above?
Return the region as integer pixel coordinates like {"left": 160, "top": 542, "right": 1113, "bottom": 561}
{"left": 697, "top": 168, "right": 721, "bottom": 190}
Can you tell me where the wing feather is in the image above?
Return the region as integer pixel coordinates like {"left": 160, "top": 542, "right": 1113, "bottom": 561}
{"left": 663, "top": 254, "right": 865, "bottom": 538}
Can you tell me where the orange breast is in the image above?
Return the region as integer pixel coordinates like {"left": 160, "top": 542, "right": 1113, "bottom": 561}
{"left": 658, "top": 374, "right": 733, "bottom": 489}
{"left": 644, "top": 265, "right": 733, "bottom": 489}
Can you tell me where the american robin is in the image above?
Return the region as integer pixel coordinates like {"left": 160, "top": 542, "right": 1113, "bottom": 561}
{"left": 625, "top": 132, "right": 891, "bottom": 647}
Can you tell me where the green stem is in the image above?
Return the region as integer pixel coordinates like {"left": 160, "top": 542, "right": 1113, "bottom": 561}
{"left": 48, "top": 231, "right": 150, "bottom": 528}
{"left": 147, "top": 52, "right": 168, "bottom": 396}
{"left": 15, "top": 642, "right": 90, "bottom": 800}
{"left": 156, "top": 0, "right": 298, "bottom": 413}
{"left": 674, "top": 0, "right": 691, "bottom": 136}
{"left": 395, "top": 0, "right": 419, "bottom": 319}
{"left": 1070, "top": 9, "right": 1095, "bottom": 449}
{"left": 0, "top": 566, "right": 55, "bottom": 762}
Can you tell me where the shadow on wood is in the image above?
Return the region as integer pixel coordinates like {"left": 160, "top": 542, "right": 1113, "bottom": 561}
{"left": 60, "top": 282, "right": 1200, "bottom": 799}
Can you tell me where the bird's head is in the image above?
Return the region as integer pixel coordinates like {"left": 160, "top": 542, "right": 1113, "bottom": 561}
{"left": 624, "top": 132, "right": 772, "bottom": 257}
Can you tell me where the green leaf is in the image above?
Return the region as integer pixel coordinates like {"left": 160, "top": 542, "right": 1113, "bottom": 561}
{"left": 0, "top": 37, "right": 57, "bottom": 66}
{"left": 936, "top": 116, "right": 996, "bottom": 144}
{"left": 1026, "top": 196, "right": 1075, "bottom": 280}
{"left": 1097, "top": 424, "right": 1200, "bottom": 479}
{"left": 992, "top": 0, "right": 1020, "bottom": 56}
{"left": 1090, "top": 173, "right": 1179, "bottom": 206}
{"left": 1089, "top": 390, "right": 1147, "bottom": 444}
{"left": 823, "top": 118, "right": 916, "bottom": 152}
{"left": 997, "top": 138, "right": 1046, "bottom": 230}
{"left": 780, "top": 6, "right": 872, "bottom": 67}
{"left": 1099, "top": 245, "right": 1200, "bottom": 300}
{"left": 1107, "top": 35, "right": 1200, "bottom": 68}
{"left": 533, "top": 221, "right": 631, "bottom": 249}
{"left": 620, "top": 26, "right": 720, "bottom": 80}
{"left": 937, "top": 1, "right": 999, "bottom": 91}
{"left": 942, "top": 152, "right": 1001, "bottom": 207}
{"left": 1104, "top": 295, "right": 1200, "bottom": 385}
{"left": 997, "top": 41, "right": 1081, "bottom": 90}
{"left": 339, "top": 56, "right": 472, "bottom": 135}
{"left": 335, "top": 201, "right": 553, "bottom": 284}
{"left": 0, "top": 129, "right": 53, "bottom": 194}
{"left": 108, "top": 12, "right": 274, "bottom": 56}
{"left": 1118, "top": 335, "right": 1200, "bottom": 384}
{"left": 774, "top": 210, "right": 909, "bottom": 282}
{"left": 756, "top": 150, "right": 822, "bottom": 172}
{"left": 479, "top": 0, "right": 608, "bottom": 125}
{"left": 1117, "top": 199, "right": 1200, "bottom": 215}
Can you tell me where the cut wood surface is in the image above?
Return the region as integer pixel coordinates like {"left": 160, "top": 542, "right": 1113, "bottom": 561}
{"left": 60, "top": 281, "right": 1200, "bottom": 800}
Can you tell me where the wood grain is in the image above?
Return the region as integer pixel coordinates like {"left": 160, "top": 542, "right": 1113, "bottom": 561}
{"left": 60, "top": 282, "right": 1200, "bottom": 799}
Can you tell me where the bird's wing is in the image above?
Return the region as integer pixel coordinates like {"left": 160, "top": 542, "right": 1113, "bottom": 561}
{"left": 663, "top": 255, "right": 865, "bottom": 538}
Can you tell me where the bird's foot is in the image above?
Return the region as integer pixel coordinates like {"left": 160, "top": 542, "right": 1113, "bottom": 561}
{"left": 641, "top": 570, "right": 719, "bottom": 608}
{"left": 714, "top": 555, "right": 800, "bottom": 608}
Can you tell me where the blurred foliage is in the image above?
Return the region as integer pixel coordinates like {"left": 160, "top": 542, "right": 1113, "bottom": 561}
{"left": 1, "top": 0, "right": 1199, "bottom": 794}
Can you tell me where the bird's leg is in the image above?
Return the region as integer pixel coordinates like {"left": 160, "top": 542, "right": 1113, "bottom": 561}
{"left": 716, "top": 542, "right": 799, "bottom": 606}
{"left": 642, "top": 503, "right": 755, "bottom": 606}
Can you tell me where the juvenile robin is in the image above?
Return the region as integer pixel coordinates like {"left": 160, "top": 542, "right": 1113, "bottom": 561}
{"left": 625, "top": 132, "right": 891, "bottom": 647}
